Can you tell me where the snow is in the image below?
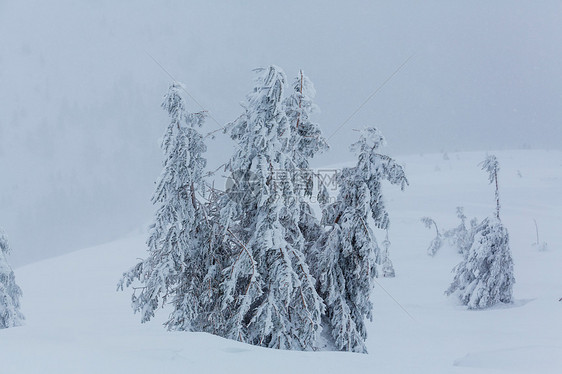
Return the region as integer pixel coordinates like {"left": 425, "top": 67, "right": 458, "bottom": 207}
{"left": 1, "top": 149, "right": 560, "bottom": 373}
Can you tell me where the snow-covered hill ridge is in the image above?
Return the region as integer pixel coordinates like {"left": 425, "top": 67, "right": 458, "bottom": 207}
{"left": 1, "top": 149, "right": 560, "bottom": 373}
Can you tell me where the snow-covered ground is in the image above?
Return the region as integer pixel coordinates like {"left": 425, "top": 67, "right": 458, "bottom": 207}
{"left": 1, "top": 149, "right": 560, "bottom": 373}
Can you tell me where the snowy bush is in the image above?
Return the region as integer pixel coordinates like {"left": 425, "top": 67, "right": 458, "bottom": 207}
{"left": 443, "top": 207, "right": 476, "bottom": 255}
{"left": 423, "top": 208, "right": 478, "bottom": 257}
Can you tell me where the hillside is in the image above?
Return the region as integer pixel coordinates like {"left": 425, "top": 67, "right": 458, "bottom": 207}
{"left": 1, "top": 150, "right": 560, "bottom": 373}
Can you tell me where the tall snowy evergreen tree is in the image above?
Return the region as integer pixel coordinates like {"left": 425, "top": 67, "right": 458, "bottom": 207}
{"left": 311, "top": 127, "right": 407, "bottom": 353}
{"left": 446, "top": 155, "right": 515, "bottom": 309}
{"left": 119, "top": 82, "right": 211, "bottom": 331}
{"left": 283, "top": 70, "right": 329, "bottom": 257}
{"left": 218, "top": 66, "right": 324, "bottom": 350}
{"left": 0, "top": 228, "right": 24, "bottom": 329}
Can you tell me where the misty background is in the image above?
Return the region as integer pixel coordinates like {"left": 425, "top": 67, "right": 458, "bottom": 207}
{"left": 1, "top": 0, "right": 560, "bottom": 266}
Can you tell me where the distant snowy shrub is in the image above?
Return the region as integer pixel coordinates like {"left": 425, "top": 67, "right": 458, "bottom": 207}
{"left": 443, "top": 207, "right": 476, "bottom": 255}
{"left": 422, "top": 208, "right": 478, "bottom": 257}
{"left": 421, "top": 217, "right": 442, "bottom": 256}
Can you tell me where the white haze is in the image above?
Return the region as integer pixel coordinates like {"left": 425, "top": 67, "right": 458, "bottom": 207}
{"left": 0, "top": 0, "right": 561, "bottom": 265}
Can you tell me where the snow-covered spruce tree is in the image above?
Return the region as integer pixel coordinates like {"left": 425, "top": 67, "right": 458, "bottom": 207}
{"left": 0, "top": 228, "right": 24, "bottom": 328}
{"left": 218, "top": 66, "right": 324, "bottom": 350}
{"left": 118, "top": 82, "right": 212, "bottom": 331}
{"left": 311, "top": 127, "right": 408, "bottom": 353}
{"left": 446, "top": 155, "right": 515, "bottom": 309}
{"left": 283, "top": 70, "right": 329, "bottom": 256}
{"left": 421, "top": 217, "right": 443, "bottom": 256}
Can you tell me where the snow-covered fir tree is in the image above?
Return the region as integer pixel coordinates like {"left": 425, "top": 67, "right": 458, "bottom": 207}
{"left": 311, "top": 127, "right": 407, "bottom": 353}
{"left": 218, "top": 66, "right": 324, "bottom": 350}
{"left": 283, "top": 70, "right": 329, "bottom": 260}
{"left": 421, "top": 217, "right": 443, "bottom": 256}
{"left": 0, "top": 228, "right": 24, "bottom": 328}
{"left": 446, "top": 155, "right": 515, "bottom": 309}
{"left": 119, "top": 82, "right": 211, "bottom": 331}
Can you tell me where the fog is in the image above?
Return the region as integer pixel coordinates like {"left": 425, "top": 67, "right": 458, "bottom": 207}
{"left": 1, "top": 0, "right": 561, "bottom": 265}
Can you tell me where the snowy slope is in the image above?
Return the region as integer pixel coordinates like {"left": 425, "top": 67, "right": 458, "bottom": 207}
{"left": 1, "top": 150, "right": 560, "bottom": 373}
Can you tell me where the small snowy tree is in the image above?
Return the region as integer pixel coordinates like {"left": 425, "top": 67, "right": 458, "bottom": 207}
{"left": 446, "top": 155, "right": 515, "bottom": 309}
{"left": 218, "top": 66, "right": 324, "bottom": 350}
{"left": 119, "top": 82, "right": 212, "bottom": 331}
{"left": 311, "top": 127, "right": 407, "bottom": 353}
{"left": 421, "top": 217, "right": 443, "bottom": 256}
{"left": 0, "top": 228, "right": 24, "bottom": 328}
{"left": 380, "top": 230, "right": 395, "bottom": 278}
{"left": 443, "top": 207, "right": 475, "bottom": 254}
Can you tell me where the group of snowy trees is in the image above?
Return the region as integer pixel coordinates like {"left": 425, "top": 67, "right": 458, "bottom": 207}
{"left": 0, "top": 228, "right": 24, "bottom": 329}
{"left": 421, "top": 155, "right": 515, "bottom": 310}
{"left": 119, "top": 65, "right": 407, "bottom": 353}
{"left": 446, "top": 155, "right": 515, "bottom": 309}
{"left": 422, "top": 207, "right": 477, "bottom": 257}
{"left": 0, "top": 65, "right": 519, "bottom": 348}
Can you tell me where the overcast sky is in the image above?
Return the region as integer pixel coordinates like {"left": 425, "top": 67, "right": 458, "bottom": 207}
{"left": 1, "top": 1, "right": 561, "bottom": 265}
